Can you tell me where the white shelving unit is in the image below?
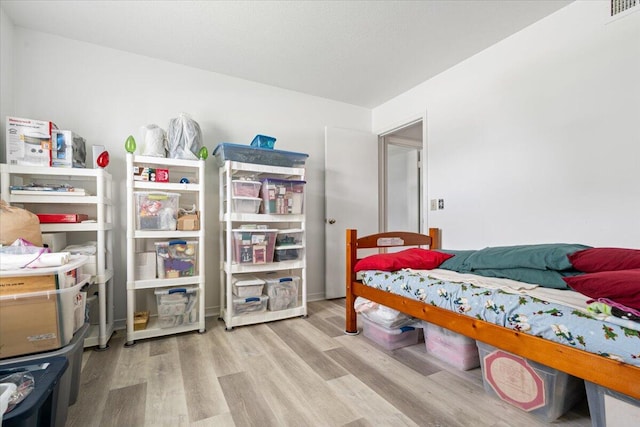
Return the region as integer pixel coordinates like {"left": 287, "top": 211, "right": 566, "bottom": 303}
{"left": 219, "top": 160, "right": 307, "bottom": 330}
{"left": 125, "top": 154, "right": 206, "bottom": 345}
{"left": 0, "top": 163, "right": 115, "bottom": 349}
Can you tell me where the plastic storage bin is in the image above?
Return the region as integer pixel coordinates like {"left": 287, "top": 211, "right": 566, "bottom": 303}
{"left": 233, "top": 295, "right": 268, "bottom": 315}
{"left": 0, "top": 277, "right": 87, "bottom": 359}
{"left": 273, "top": 247, "right": 302, "bottom": 262}
{"left": 260, "top": 273, "right": 300, "bottom": 311}
{"left": 230, "top": 180, "right": 262, "bottom": 198}
{"left": 232, "top": 276, "right": 265, "bottom": 297}
{"left": 0, "top": 356, "right": 68, "bottom": 427}
{"left": 134, "top": 192, "right": 180, "bottom": 230}
{"left": 362, "top": 317, "right": 420, "bottom": 351}
{"left": 423, "top": 322, "right": 480, "bottom": 370}
{"left": 213, "top": 143, "right": 308, "bottom": 167}
{"left": 276, "top": 230, "right": 303, "bottom": 246}
{"left": 0, "top": 323, "right": 89, "bottom": 427}
{"left": 274, "top": 230, "right": 303, "bottom": 261}
{"left": 476, "top": 341, "right": 585, "bottom": 422}
{"left": 232, "top": 228, "right": 278, "bottom": 264}
{"left": 155, "top": 240, "right": 198, "bottom": 279}
{"left": 261, "top": 274, "right": 300, "bottom": 311}
{"left": 154, "top": 287, "right": 198, "bottom": 328}
{"left": 227, "top": 196, "right": 262, "bottom": 214}
{"left": 260, "top": 178, "right": 306, "bottom": 214}
{"left": 585, "top": 381, "right": 640, "bottom": 427}
{"left": 250, "top": 134, "right": 276, "bottom": 149}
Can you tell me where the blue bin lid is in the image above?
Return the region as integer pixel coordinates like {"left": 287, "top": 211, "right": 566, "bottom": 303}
{"left": 213, "top": 143, "right": 308, "bottom": 159}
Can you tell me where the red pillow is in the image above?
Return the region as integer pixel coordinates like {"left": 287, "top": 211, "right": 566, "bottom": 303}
{"left": 354, "top": 248, "right": 453, "bottom": 272}
{"left": 563, "top": 269, "right": 640, "bottom": 310}
{"left": 568, "top": 248, "right": 640, "bottom": 272}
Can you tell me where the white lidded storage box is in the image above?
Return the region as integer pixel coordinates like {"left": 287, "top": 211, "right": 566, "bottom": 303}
{"left": 477, "top": 341, "right": 585, "bottom": 422}
{"left": 424, "top": 322, "right": 480, "bottom": 370}
{"left": 362, "top": 317, "right": 420, "bottom": 351}
{"left": 232, "top": 275, "right": 265, "bottom": 297}
{"left": 154, "top": 287, "right": 198, "bottom": 328}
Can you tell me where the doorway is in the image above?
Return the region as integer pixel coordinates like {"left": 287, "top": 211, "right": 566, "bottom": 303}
{"left": 380, "top": 121, "right": 423, "bottom": 234}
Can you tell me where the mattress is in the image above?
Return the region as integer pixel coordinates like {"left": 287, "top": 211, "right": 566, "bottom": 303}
{"left": 360, "top": 268, "right": 640, "bottom": 367}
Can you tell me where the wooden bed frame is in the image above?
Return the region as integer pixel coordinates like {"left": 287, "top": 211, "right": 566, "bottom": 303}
{"left": 345, "top": 228, "right": 640, "bottom": 400}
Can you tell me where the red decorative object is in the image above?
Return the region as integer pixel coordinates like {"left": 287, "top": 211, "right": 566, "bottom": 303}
{"left": 97, "top": 150, "right": 110, "bottom": 168}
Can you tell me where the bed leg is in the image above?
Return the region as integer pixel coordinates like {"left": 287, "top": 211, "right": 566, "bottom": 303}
{"left": 345, "top": 289, "right": 359, "bottom": 335}
{"left": 345, "top": 229, "right": 359, "bottom": 335}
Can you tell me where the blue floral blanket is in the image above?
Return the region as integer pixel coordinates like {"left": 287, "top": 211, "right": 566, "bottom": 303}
{"left": 360, "top": 269, "right": 640, "bottom": 366}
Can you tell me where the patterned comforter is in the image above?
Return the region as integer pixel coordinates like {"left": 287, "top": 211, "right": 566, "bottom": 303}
{"left": 360, "top": 269, "right": 640, "bottom": 367}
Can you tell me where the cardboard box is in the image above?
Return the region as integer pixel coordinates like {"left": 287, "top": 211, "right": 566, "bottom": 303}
{"left": 133, "top": 311, "right": 149, "bottom": 330}
{"left": 177, "top": 212, "right": 200, "bottom": 231}
{"left": 0, "top": 274, "right": 78, "bottom": 359}
{"left": 51, "top": 130, "right": 86, "bottom": 168}
{"left": 6, "top": 116, "right": 54, "bottom": 166}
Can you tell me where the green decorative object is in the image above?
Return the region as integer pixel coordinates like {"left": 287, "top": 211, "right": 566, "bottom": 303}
{"left": 125, "top": 135, "right": 136, "bottom": 153}
{"left": 198, "top": 146, "right": 209, "bottom": 160}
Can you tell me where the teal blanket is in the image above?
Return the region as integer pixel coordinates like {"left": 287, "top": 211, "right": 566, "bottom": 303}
{"left": 438, "top": 244, "right": 589, "bottom": 289}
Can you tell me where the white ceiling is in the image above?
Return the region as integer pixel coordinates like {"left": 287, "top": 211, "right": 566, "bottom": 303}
{"left": 1, "top": 0, "right": 572, "bottom": 108}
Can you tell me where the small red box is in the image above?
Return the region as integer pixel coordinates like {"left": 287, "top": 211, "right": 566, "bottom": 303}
{"left": 154, "top": 168, "right": 169, "bottom": 182}
{"left": 37, "top": 214, "right": 89, "bottom": 223}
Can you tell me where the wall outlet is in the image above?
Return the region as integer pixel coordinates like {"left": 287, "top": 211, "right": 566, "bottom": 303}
{"left": 430, "top": 199, "right": 438, "bottom": 211}
{"left": 438, "top": 199, "right": 444, "bottom": 210}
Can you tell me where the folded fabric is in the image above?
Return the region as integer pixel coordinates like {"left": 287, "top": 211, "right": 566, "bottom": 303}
{"left": 437, "top": 244, "right": 589, "bottom": 289}
{"left": 436, "top": 250, "right": 475, "bottom": 271}
{"left": 568, "top": 247, "right": 640, "bottom": 272}
{"left": 463, "top": 243, "right": 590, "bottom": 271}
{"left": 564, "top": 269, "right": 640, "bottom": 310}
{"left": 469, "top": 267, "right": 580, "bottom": 289}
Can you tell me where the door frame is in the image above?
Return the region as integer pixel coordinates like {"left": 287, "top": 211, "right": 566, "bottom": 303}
{"left": 376, "top": 111, "right": 428, "bottom": 234}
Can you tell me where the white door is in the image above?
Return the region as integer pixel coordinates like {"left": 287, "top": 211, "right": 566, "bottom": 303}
{"left": 324, "top": 126, "right": 378, "bottom": 299}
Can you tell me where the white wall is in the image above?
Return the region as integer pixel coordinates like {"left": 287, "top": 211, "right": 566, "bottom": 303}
{"left": 0, "top": 7, "right": 14, "bottom": 153}
{"left": 373, "top": 1, "right": 640, "bottom": 249}
{"left": 4, "top": 27, "right": 371, "bottom": 323}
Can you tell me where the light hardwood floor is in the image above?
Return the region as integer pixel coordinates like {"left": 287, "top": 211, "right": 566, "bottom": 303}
{"left": 67, "top": 299, "right": 592, "bottom": 426}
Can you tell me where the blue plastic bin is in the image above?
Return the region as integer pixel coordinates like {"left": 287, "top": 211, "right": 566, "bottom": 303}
{"left": 0, "top": 356, "right": 68, "bottom": 427}
{"left": 213, "top": 143, "right": 308, "bottom": 167}
{"left": 250, "top": 134, "right": 276, "bottom": 149}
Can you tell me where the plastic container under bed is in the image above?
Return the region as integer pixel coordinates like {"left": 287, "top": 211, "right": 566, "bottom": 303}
{"left": 362, "top": 317, "right": 420, "bottom": 351}
{"left": 423, "top": 322, "right": 480, "bottom": 370}
{"left": 476, "top": 341, "right": 585, "bottom": 422}
{"left": 585, "top": 381, "right": 640, "bottom": 427}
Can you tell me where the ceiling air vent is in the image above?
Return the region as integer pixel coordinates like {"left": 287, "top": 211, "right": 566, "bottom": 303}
{"left": 611, "top": 0, "right": 638, "bottom": 17}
